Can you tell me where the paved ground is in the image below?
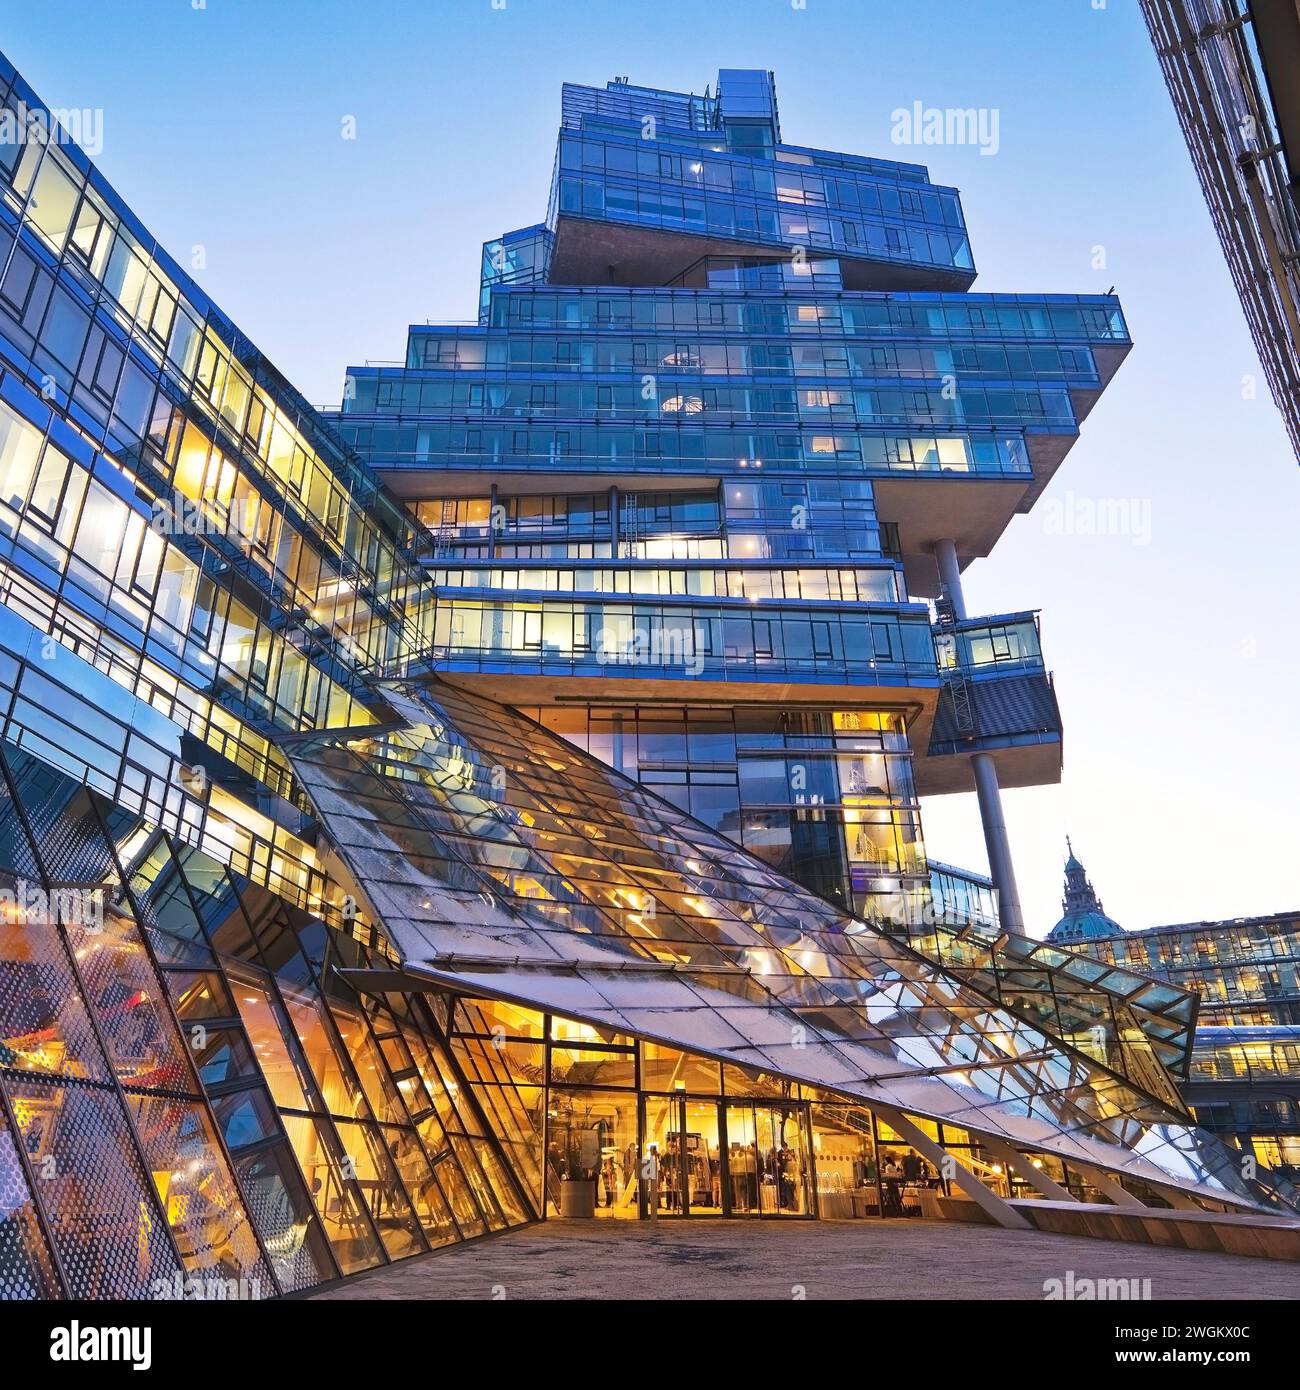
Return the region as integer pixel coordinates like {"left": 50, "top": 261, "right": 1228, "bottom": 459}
{"left": 309, "top": 1219, "right": 1300, "bottom": 1300}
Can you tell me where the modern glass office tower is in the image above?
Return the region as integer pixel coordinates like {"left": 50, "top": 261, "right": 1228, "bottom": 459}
{"left": 332, "top": 70, "right": 1128, "bottom": 942}
{"left": 0, "top": 53, "right": 1293, "bottom": 1301}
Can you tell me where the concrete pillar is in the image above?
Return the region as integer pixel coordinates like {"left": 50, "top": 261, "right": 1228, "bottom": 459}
{"left": 933, "top": 536, "right": 1024, "bottom": 935}
{"left": 611, "top": 714, "right": 625, "bottom": 779}
{"left": 980, "top": 1137, "right": 1078, "bottom": 1203}
{"left": 934, "top": 538, "right": 967, "bottom": 620}
{"left": 882, "top": 1110, "right": 1033, "bottom": 1231}
{"left": 972, "top": 751, "right": 1025, "bottom": 935}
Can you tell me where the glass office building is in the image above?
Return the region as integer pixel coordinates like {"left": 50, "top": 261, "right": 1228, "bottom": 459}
{"left": 1045, "top": 850, "right": 1300, "bottom": 1184}
{"left": 331, "top": 70, "right": 1125, "bottom": 940}
{"left": 0, "top": 55, "right": 1293, "bottom": 1301}
{"left": 1142, "top": 0, "right": 1300, "bottom": 461}
{"left": 1107, "top": 916, "right": 1300, "bottom": 1184}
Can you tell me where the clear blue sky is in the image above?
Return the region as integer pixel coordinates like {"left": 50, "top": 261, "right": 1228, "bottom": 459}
{"left": 7, "top": 0, "right": 1298, "bottom": 933}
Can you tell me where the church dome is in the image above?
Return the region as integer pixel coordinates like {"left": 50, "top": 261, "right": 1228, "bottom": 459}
{"left": 1045, "top": 839, "right": 1124, "bottom": 942}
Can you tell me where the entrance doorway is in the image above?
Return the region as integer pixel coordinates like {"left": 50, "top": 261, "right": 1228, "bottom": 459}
{"left": 724, "top": 1101, "right": 812, "bottom": 1216}
{"left": 640, "top": 1095, "right": 814, "bottom": 1218}
{"left": 641, "top": 1095, "right": 724, "bottom": 1216}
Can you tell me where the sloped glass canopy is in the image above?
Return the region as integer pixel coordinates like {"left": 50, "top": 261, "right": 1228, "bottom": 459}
{"left": 280, "top": 680, "right": 1296, "bottom": 1213}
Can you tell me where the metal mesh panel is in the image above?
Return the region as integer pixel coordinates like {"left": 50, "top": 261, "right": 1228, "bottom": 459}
{"left": 4, "top": 1077, "right": 183, "bottom": 1299}
{"left": 0, "top": 760, "right": 41, "bottom": 881}
{"left": 230, "top": 1141, "right": 335, "bottom": 1294}
{"left": 65, "top": 910, "right": 196, "bottom": 1095}
{"left": 0, "top": 1108, "right": 60, "bottom": 1298}
{"left": 4, "top": 754, "right": 116, "bottom": 884}
{"left": 0, "top": 919, "right": 107, "bottom": 1082}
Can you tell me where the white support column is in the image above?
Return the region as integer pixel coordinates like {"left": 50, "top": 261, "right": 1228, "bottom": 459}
{"left": 933, "top": 538, "right": 1025, "bottom": 934}
{"left": 971, "top": 751, "right": 1026, "bottom": 934}
{"left": 933, "top": 537, "right": 967, "bottom": 619}
{"left": 980, "top": 1137, "right": 1078, "bottom": 1203}
{"left": 883, "top": 1110, "right": 1033, "bottom": 1231}
{"left": 1071, "top": 1161, "right": 1146, "bottom": 1208}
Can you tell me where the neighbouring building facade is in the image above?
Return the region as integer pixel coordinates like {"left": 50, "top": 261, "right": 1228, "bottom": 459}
{"left": 0, "top": 55, "right": 1293, "bottom": 1302}
{"left": 1142, "top": 0, "right": 1300, "bottom": 460}
{"left": 1044, "top": 849, "right": 1300, "bottom": 1185}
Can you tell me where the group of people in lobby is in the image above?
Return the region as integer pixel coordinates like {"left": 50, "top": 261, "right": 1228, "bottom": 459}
{"left": 877, "top": 1150, "right": 938, "bottom": 1216}
{"left": 556, "top": 1122, "right": 940, "bottom": 1218}
{"left": 644, "top": 1134, "right": 806, "bottom": 1213}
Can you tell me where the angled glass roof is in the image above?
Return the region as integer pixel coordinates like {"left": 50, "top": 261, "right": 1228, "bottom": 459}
{"left": 279, "top": 679, "right": 1296, "bottom": 1213}
{"left": 906, "top": 916, "right": 1199, "bottom": 1107}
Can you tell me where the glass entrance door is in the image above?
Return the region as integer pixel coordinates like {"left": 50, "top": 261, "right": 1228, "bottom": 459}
{"left": 641, "top": 1096, "right": 727, "bottom": 1216}
{"left": 724, "top": 1102, "right": 814, "bottom": 1217}
{"left": 724, "top": 1103, "right": 760, "bottom": 1214}
{"left": 642, "top": 1094, "right": 686, "bottom": 1216}
{"left": 642, "top": 1098, "right": 814, "bottom": 1218}
{"left": 684, "top": 1099, "right": 723, "bottom": 1214}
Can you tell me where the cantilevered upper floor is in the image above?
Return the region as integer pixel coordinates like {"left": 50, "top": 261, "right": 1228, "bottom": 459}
{"left": 323, "top": 67, "right": 1125, "bottom": 805}
{"left": 336, "top": 285, "right": 1129, "bottom": 592}
{"left": 333, "top": 70, "right": 1130, "bottom": 593}
{"left": 545, "top": 70, "right": 975, "bottom": 291}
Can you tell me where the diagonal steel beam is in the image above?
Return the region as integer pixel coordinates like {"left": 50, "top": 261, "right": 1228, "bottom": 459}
{"left": 881, "top": 1109, "right": 1033, "bottom": 1231}
{"left": 979, "top": 1136, "right": 1079, "bottom": 1203}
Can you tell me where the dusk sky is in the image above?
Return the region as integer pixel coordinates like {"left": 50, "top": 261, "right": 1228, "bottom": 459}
{"left": 7, "top": 0, "right": 1297, "bottom": 935}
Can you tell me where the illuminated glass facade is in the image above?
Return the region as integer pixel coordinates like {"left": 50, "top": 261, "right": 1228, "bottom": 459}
{"left": 0, "top": 52, "right": 1295, "bottom": 1301}
{"left": 330, "top": 69, "right": 1125, "bottom": 935}
{"left": 1078, "top": 911, "right": 1300, "bottom": 1183}
{"left": 277, "top": 679, "right": 1288, "bottom": 1219}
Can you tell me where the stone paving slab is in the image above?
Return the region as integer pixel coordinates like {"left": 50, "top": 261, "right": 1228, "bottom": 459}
{"left": 308, "top": 1219, "right": 1300, "bottom": 1300}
